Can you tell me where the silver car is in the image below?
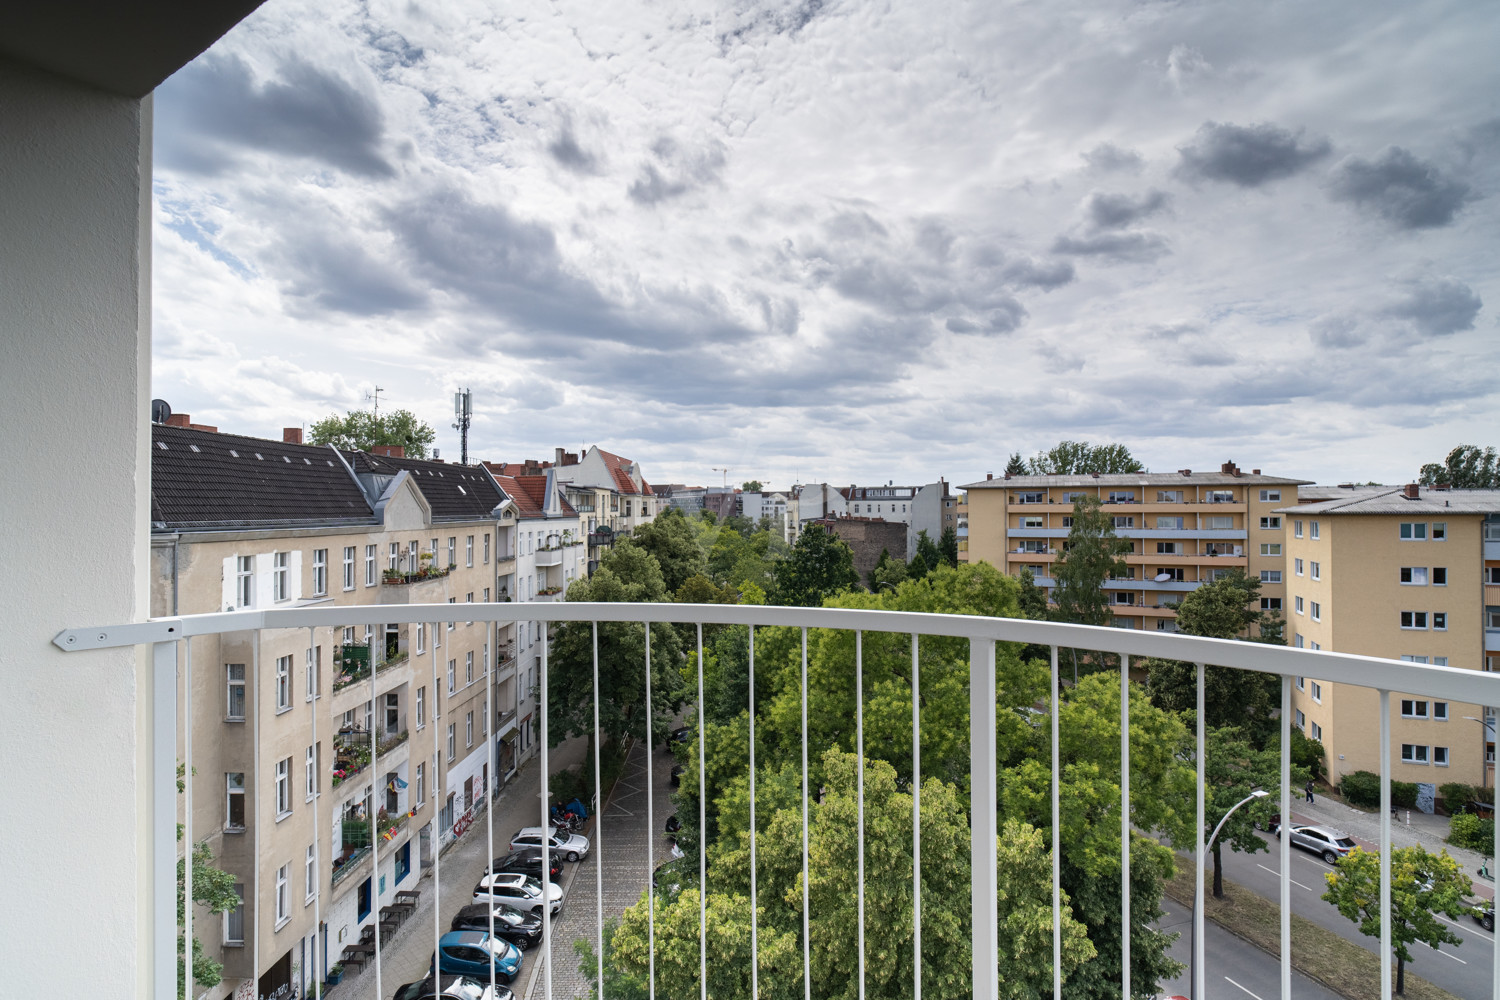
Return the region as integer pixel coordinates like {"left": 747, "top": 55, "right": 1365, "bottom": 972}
{"left": 1277, "top": 824, "right": 1357, "bottom": 864}
{"left": 509, "top": 824, "right": 590, "bottom": 862}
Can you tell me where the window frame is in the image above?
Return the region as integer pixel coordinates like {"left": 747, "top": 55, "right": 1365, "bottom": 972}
{"left": 1293, "top": 520, "right": 1303, "bottom": 538}
{"left": 342, "top": 546, "right": 355, "bottom": 591}
{"left": 1259, "top": 516, "right": 1281, "bottom": 529}
{"left": 1310, "top": 521, "right": 1320, "bottom": 539}
{"left": 1400, "top": 611, "right": 1429, "bottom": 630}
{"left": 312, "top": 548, "right": 328, "bottom": 596}
{"left": 1400, "top": 522, "right": 1427, "bottom": 541}
{"left": 416, "top": 686, "right": 425, "bottom": 729}
{"left": 1400, "top": 566, "right": 1427, "bottom": 586}
{"left": 1260, "top": 542, "right": 1281, "bottom": 556}
{"left": 272, "top": 551, "right": 290, "bottom": 602}
{"left": 236, "top": 555, "right": 254, "bottom": 608}
{"left": 1310, "top": 601, "right": 1321, "bottom": 622}
{"left": 275, "top": 863, "right": 289, "bottom": 925}
{"left": 1434, "top": 746, "right": 1450, "bottom": 767}
{"left": 225, "top": 772, "right": 246, "bottom": 830}
{"left": 365, "top": 544, "right": 376, "bottom": 586}
{"left": 226, "top": 663, "right": 246, "bottom": 721}
{"left": 275, "top": 654, "right": 292, "bottom": 712}
{"left": 1260, "top": 570, "right": 1282, "bottom": 583}
{"left": 274, "top": 757, "right": 291, "bottom": 818}
{"left": 305, "top": 844, "right": 317, "bottom": 903}
{"left": 1310, "top": 561, "right": 1321, "bottom": 581}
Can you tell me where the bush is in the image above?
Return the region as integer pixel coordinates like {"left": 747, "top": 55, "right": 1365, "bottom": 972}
{"left": 1340, "top": 770, "right": 1381, "bottom": 808}
{"left": 1449, "top": 812, "right": 1496, "bottom": 852}
{"left": 1292, "top": 728, "right": 1326, "bottom": 779}
{"left": 1440, "top": 782, "right": 1478, "bottom": 814}
{"left": 1391, "top": 781, "right": 1418, "bottom": 809}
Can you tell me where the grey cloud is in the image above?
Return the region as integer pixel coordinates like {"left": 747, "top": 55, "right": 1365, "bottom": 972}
{"left": 1082, "top": 143, "right": 1144, "bottom": 173}
{"left": 156, "top": 53, "right": 393, "bottom": 178}
{"left": 1308, "top": 315, "right": 1365, "bottom": 349}
{"left": 1051, "top": 231, "right": 1170, "bottom": 263}
{"left": 1147, "top": 322, "right": 1201, "bottom": 341}
{"left": 945, "top": 318, "right": 979, "bottom": 334}
{"left": 628, "top": 136, "right": 727, "bottom": 204}
{"left": 363, "top": 26, "right": 425, "bottom": 70}
{"left": 277, "top": 229, "right": 427, "bottom": 316}
{"left": 1174, "top": 121, "right": 1330, "bottom": 187}
{"left": 999, "top": 257, "right": 1075, "bottom": 291}
{"left": 549, "top": 123, "right": 602, "bottom": 174}
{"left": 1084, "top": 189, "right": 1170, "bottom": 231}
{"left": 915, "top": 219, "right": 956, "bottom": 261}
{"left": 1380, "top": 277, "right": 1482, "bottom": 336}
{"left": 1326, "top": 147, "right": 1475, "bottom": 229}
{"left": 945, "top": 298, "right": 1026, "bottom": 336}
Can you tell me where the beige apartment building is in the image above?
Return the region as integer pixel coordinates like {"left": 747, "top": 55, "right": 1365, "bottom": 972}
{"left": 151, "top": 418, "right": 529, "bottom": 999}
{"left": 1280, "top": 485, "right": 1500, "bottom": 790}
{"left": 961, "top": 462, "right": 1309, "bottom": 631}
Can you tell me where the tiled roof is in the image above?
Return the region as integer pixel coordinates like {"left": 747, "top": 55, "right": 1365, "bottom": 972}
{"left": 963, "top": 471, "right": 1311, "bottom": 489}
{"left": 595, "top": 447, "right": 643, "bottom": 495}
{"left": 152, "top": 424, "right": 374, "bottom": 529}
{"left": 1276, "top": 487, "right": 1500, "bottom": 515}
{"left": 346, "top": 452, "right": 502, "bottom": 521}
{"left": 491, "top": 474, "right": 576, "bottom": 518}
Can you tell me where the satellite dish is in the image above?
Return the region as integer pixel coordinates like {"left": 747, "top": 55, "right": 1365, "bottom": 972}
{"left": 1153, "top": 572, "right": 1173, "bottom": 582}
{"left": 151, "top": 399, "right": 172, "bottom": 424}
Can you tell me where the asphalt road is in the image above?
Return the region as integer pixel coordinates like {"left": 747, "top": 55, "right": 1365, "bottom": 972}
{"left": 1156, "top": 895, "right": 1343, "bottom": 1000}
{"left": 1214, "top": 830, "right": 1497, "bottom": 999}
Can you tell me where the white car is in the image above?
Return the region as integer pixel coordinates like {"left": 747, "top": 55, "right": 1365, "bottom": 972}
{"left": 473, "top": 871, "right": 564, "bottom": 916}
{"left": 510, "top": 825, "right": 590, "bottom": 862}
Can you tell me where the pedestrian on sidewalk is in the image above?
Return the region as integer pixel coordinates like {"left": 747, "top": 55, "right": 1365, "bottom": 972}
{"left": 1305, "top": 779, "right": 1316, "bottom": 804}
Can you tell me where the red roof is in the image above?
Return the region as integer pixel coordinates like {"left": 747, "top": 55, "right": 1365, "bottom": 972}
{"left": 490, "top": 473, "right": 574, "bottom": 518}
{"left": 595, "top": 447, "right": 643, "bottom": 495}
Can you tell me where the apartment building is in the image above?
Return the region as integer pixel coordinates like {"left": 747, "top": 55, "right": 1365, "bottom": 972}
{"left": 961, "top": 462, "right": 1309, "bottom": 631}
{"left": 741, "top": 489, "right": 801, "bottom": 543}
{"left": 151, "top": 420, "right": 527, "bottom": 997}
{"left": 1280, "top": 485, "right": 1500, "bottom": 789}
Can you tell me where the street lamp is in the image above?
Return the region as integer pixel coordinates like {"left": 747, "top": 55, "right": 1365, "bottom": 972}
{"left": 1192, "top": 789, "right": 1269, "bottom": 1000}
{"left": 1463, "top": 716, "right": 1495, "bottom": 790}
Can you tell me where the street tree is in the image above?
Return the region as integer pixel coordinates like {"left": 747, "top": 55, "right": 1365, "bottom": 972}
{"left": 1051, "top": 496, "right": 1131, "bottom": 656}
{"left": 938, "top": 526, "right": 959, "bottom": 568}
{"left": 769, "top": 523, "right": 859, "bottom": 607}
{"left": 1322, "top": 845, "right": 1474, "bottom": 995}
{"left": 1197, "top": 727, "right": 1281, "bottom": 898}
{"left": 1025, "top": 440, "right": 1144, "bottom": 475}
{"left": 629, "top": 507, "right": 706, "bottom": 593}
{"left": 1418, "top": 444, "right": 1500, "bottom": 489}
{"left": 309, "top": 408, "right": 436, "bottom": 458}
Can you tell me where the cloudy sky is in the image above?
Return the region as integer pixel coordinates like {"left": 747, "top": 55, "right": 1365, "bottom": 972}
{"left": 151, "top": 0, "right": 1499, "bottom": 489}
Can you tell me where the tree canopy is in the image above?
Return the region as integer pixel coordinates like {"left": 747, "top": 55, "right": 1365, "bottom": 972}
{"left": 1051, "top": 495, "right": 1131, "bottom": 629}
{"left": 1025, "top": 440, "right": 1144, "bottom": 475}
{"left": 769, "top": 524, "right": 860, "bottom": 607}
{"left": 1004, "top": 452, "right": 1028, "bottom": 477}
{"left": 1418, "top": 444, "right": 1500, "bottom": 489}
{"left": 308, "top": 407, "right": 436, "bottom": 458}
{"left": 741, "top": 480, "right": 764, "bottom": 492}
{"left": 628, "top": 507, "right": 707, "bottom": 593}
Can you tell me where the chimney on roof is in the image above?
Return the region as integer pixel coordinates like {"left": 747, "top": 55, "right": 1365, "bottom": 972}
{"left": 283, "top": 427, "right": 303, "bottom": 445}
{"left": 555, "top": 447, "right": 566, "bottom": 466}
{"left": 1436, "top": 482, "right": 1451, "bottom": 491}
{"left": 1252, "top": 469, "right": 1260, "bottom": 476}
{"left": 373, "top": 445, "right": 405, "bottom": 458}
{"left": 1091, "top": 472, "right": 1100, "bottom": 478}
{"left": 1180, "top": 469, "right": 1191, "bottom": 476}
{"left": 1404, "top": 483, "right": 1420, "bottom": 499}
{"left": 986, "top": 472, "right": 993, "bottom": 480}
{"left": 165, "top": 413, "right": 191, "bottom": 427}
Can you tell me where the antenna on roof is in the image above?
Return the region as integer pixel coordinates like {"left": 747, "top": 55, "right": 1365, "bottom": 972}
{"left": 366, "top": 386, "right": 384, "bottom": 417}
{"left": 453, "top": 388, "right": 472, "bottom": 466}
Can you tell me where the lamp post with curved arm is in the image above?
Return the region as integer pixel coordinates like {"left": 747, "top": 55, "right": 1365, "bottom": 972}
{"left": 1193, "top": 789, "right": 1270, "bottom": 999}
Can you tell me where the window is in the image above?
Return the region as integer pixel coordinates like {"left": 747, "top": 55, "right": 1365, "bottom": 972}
{"left": 1401, "top": 744, "right": 1430, "bottom": 764}
{"left": 1018, "top": 491, "right": 1044, "bottom": 504}
{"left": 1310, "top": 681, "right": 1322, "bottom": 702}
{"left": 273, "top": 551, "right": 290, "bottom": 601}
{"left": 1434, "top": 612, "right": 1447, "bottom": 631}
{"left": 466, "top": 651, "right": 474, "bottom": 685}
{"left": 1060, "top": 516, "right": 1074, "bottom": 528}
{"left": 1260, "top": 489, "right": 1281, "bottom": 502}
{"left": 1401, "top": 655, "right": 1429, "bottom": 663}
{"left": 1157, "top": 541, "right": 1181, "bottom": 555}
{"left": 275, "top": 864, "right": 289, "bottom": 924}
{"left": 1310, "top": 561, "right": 1321, "bottom": 581}
{"left": 1310, "top": 721, "right": 1322, "bottom": 741}
{"left": 466, "top": 535, "right": 474, "bottom": 567}
{"left": 448, "top": 597, "right": 456, "bottom": 630}
{"left": 275, "top": 758, "right": 291, "bottom": 817}
{"left": 312, "top": 548, "right": 328, "bottom": 595}
{"left": 484, "top": 533, "right": 491, "bottom": 564}
{"left": 1310, "top": 521, "right": 1320, "bottom": 539}
{"left": 415, "top": 762, "right": 426, "bottom": 805}
{"left": 275, "top": 655, "right": 292, "bottom": 711}
{"left": 1260, "top": 543, "right": 1281, "bottom": 556}
{"left": 365, "top": 544, "right": 376, "bottom": 586}
{"left": 1107, "top": 491, "right": 1136, "bottom": 503}
{"left": 1293, "top": 520, "right": 1304, "bottom": 538}
{"left": 1400, "top": 567, "right": 1427, "bottom": 585}
{"left": 466, "top": 711, "right": 474, "bottom": 747}
{"left": 305, "top": 845, "right": 317, "bottom": 902}
{"left": 1435, "top": 702, "right": 1448, "bottom": 720}
{"left": 1435, "top": 657, "right": 1449, "bottom": 667}
{"left": 1310, "top": 601, "right": 1321, "bottom": 622}
{"left": 1206, "top": 490, "right": 1234, "bottom": 503}
{"left": 1400, "top": 611, "right": 1429, "bottom": 629}
{"left": 1432, "top": 522, "right": 1446, "bottom": 541}
{"left": 1401, "top": 700, "right": 1429, "bottom": 719}
{"left": 342, "top": 547, "right": 355, "bottom": 590}
{"left": 226, "top": 773, "right": 246, "bottom": 829}
{"left": 1112, "top": 516, "right": 1135, "bottom": 529}
{"left": 1260, "top": 570, "right": 1282, "bottom": 583}
{"left": 1491, "top": 609, "right": 1500, "bottom": 629}
{"left": 1156, "top": 516, "right": 1184, "bottom": 529}
{"left": 415, "top": 623, "right": 425, "bottom": 655}
{"left": 1295, "top": 596, "right": 1305, "bottom": 614}
{"left": 1434, "top": 746, "right": 1449, "bottom": 766}
{"left": 447, "top": 724, "right": 456, "bottom": 761}
{"left": 1157, "top": 567, "right": 1185, "bottom": 581}
{"left": 1295, "top": 709, "right": 1305, "bottom": 728}
{"left": 1111, "top": 592, "right": 1137, "bottom": 605}
{"left": 483, "top": 587, "right": 490, "bottom": 603}
{"left": 1157, "top": 490, "right": 1183, "bottom": 502}
{"left": 226, "top": 664, "right": 246, "bottom": 720}
{"left": 1433, "top": 567, "right": 1447, "bottom": 586}
{"left": 305, "top": 745, "right": 317, "bottom": 800}
{"left": 389, "top": 541, "right": 399, "bottom": 570}
{"left": 1261, "top": 597, "right": 1282, "bottom": 611}
{"left": 1296, "top": 676, "right": 1306, "bottom": 690}
{"left": 305, "top": 646, "right": 319, "bottom": 701}
{"left": 448, "top": 537, "right": 456, "bottom": 567}
{"left": 224, "top": 885, "right": 245, "bottom": 945}
{"left": 1294, "top": 558, "right": 1304, "bottom": 576}
{"left": 1400, "top": 522, "right": 1428, "bottom": 540}
{"left": 1259, "top": 516, "right": 1281, "bottom": 529}
{"left": 416, "top": 686, "right": 425, "bottom": 728}
{"left": 1310, "top": 641, "right": 1321, "bottom": 650}
{"left": 236, "top": 555, "right": 254, "bottom": 607}
{"left": 1020, "top": 515, "right": 1043, "bottom": 528}
{"left": 447, "top": 659, "right": 456, "bottom": 693}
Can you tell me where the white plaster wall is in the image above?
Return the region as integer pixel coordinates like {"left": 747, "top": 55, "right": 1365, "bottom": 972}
{"left": 0, "top": 58, "right": 153, "bottom": 992}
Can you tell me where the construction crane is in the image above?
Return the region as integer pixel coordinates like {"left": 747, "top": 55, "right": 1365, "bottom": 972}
{"left": 712, "top": 467, "right": 731, "bottom": 488}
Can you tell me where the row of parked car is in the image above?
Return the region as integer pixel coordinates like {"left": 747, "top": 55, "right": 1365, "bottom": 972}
{"left": 389, "top": 824, "right": 592, "bottom": 1000}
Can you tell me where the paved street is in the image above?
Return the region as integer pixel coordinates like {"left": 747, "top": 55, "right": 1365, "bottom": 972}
{"left": 1156, "top": 896, "right": 1343, "bottom": 1000}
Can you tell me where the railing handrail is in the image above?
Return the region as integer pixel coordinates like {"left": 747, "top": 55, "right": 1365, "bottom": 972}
{"left": 55, "top": 601, "right": 1500, "bottom": 703}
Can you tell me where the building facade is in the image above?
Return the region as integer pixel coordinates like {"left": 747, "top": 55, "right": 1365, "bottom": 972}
{"left": 961, "top": 463, "right": 1308, "bottom": 631}
{"left": 1280, "top": 485, "right": 1500, "bottom": 790}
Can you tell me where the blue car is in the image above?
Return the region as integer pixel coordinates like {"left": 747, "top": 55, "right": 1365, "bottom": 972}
{"left": 429, "top": 930, "right": 523, "bottom": 984}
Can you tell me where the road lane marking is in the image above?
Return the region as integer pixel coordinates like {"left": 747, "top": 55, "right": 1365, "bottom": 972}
{"left": 1435, "top": 912, "right": 1493, "bottom": 939}
{"left": 1256, "top": 864, "right": 1314, "bottom": 891}
{"left": 1225, "top": 976, "right": 1266, "bottom": 999}
{"left": 1425, "top": 942, "right": 1468, "bottom": 964}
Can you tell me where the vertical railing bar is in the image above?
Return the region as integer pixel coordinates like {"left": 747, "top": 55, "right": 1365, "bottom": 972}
{"left": 154, "top": 639, "right": 178, "bottom": 1000}
{"left": 542, "top": 620, "right": 553, "bottom": 1000}
{"left": 856, "top": 629, "right": 866, "bottom": 1000}
{"left": 1280, "top": 674, "right": 1292, "bottom": 1000}
{"left": 1120, "top": 651, "right": 1131, "bottom": 1000}
{"left": 487, "top": 618, "right": 496, "bottom": 1000}
{"left": 433, "top": 633, "right": 443, "bottom": 997}
{"left": 1493, "top": 700, "right": 1499, "bottom": 1000}
{"left": 1194, "top": 661, "right": 1205, "bottom": 1000}
{"left": 370, "top": 631, "right": 382, "bottom": 999}
{"left": 307, "top": 628, "right": 322, "bottom": 999}
{"left": 969, "top": 636, "right": 998, "bottom": 1000}
{"left": 252, "top": 632, "right": 261, "bottom": 996}
{"left": 801, "top": 627, "right": 810, "bottom": 1000}
{"left": 593, "top": 621, "right": 605, "bottom": 1000}
{"left": 1050, "top": 644, "right": 1060, "bottom": 1000}
{"left": 645, "top": 623, "right": 656, "bottom": 1000}
{"left": 183, "top": 638, "right": 193, "bottom": 1000}
{"left": 749, "top": 624, "right": 759, "bottom": 1000}
{"left": 913, "top": 633, "right": 922, "bottom": 1000}
{"left": 1380, "top": 689, "right": 1392, "bottom": 1000}
{"left": 697, "top": 622, "right": 707, "bottom": 1000}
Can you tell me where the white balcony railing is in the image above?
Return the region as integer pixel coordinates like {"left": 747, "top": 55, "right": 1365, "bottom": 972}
{"left": 53, "top": 602, "right": 1500, "bottom": 1000}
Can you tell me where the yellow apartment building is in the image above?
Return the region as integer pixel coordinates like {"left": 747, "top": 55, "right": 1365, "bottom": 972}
{"left": 961, "top": 461, "right": 1308, "bottom": 632}
{"left": 1280, "top": 485, "right": 1500, "bottom": 790}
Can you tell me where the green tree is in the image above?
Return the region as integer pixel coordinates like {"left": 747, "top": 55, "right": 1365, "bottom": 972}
{"left": 1418, "top": 445, "right": 1500, "bottom": 489}
{"left": 1051, "top": 496, "right": 1130, "bottom": 629}
{"left": 1026, "top": 440, "right": 1144, "bottom": 475}
{"left": 1005, "top": 452, "right": 1027, "bottom": 477}
{"left": 677, "top": 572, "right": 739, "bottom": 606}
{"left": 630, "top": 507, "right": 707, "bottom": 593}
{"left": 870, "top": 548, "right": 908, "bottom": 592}
{"left": 177, "top": 764, "right": 238, "bottom": 999}
{"left": 907, "top": 550, "right": 930, "bottom": 581}
{"left": 769, "top": 524, "right": 859, "bottom": 607}
{"left": 914, "top": 529, "right": 943, "bottom": 578}
{"left": 1322, "top": 845, "right": 1474, "bottom": 995}
{"left": 1016, "top": 567, "right": 1050, "bottom": 621}
{"left": 308, "top": 407, "right": 436, "bottom": 458}
{"left": 937, "top": 526, "right": 959, "bottom": 568}
{"left": 1198, "top": 727, "right": 1281, "bottom": 897}
{"left": 741, "top": 480, "right": 764, "bottom": 492}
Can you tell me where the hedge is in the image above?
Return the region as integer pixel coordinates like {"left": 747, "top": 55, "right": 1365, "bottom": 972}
{"left": 1449, "top": 812, "right": 1496, "bottom": 852}
{"left": 1340, "top": 770, "right": 1381, "bottom": 808}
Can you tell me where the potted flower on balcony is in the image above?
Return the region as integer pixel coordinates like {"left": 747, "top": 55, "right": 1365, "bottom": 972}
{"left": 326, "top": 963, "right": 344, "bottom": 985}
